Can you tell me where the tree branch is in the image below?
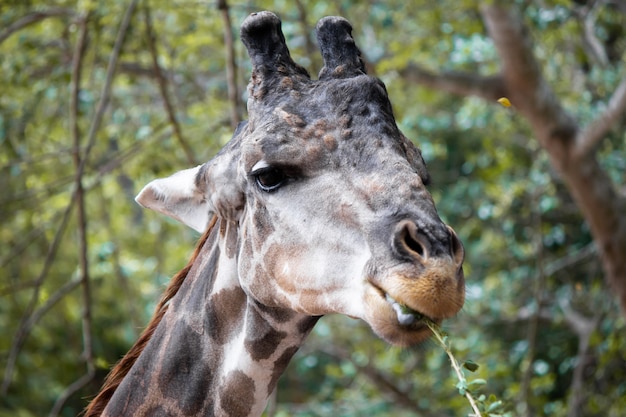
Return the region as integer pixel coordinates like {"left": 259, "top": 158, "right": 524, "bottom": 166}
{"left": 0, "top": 8, "right": 74, "bottom": 45}
{"left": 400, "top": 64, "right": 506, "bottom": 102}
{"left": 518, "top": 186, "right": 549, "bottom": 417}
{"left": 545, "top": 243, "right": 597, "bottom": 277}
{"left": 143, "top": 3, "right": 197, "bottom": 165}
{"left": 579, "top": 2, "right": 609, "bottom": 68}
{"left": 48, "top": 13, "right": 96, "bottom": 417}
{"left": 57, "top": 1, "right": 140, "bottom": 409}
{"left": 294, "top": 0, "right": 317, "bottom": 66}
{"left": 96, "top": 187, "right": 142, "bottom": 333}
{"left": 78, "top": 0, "right": 139, "bottom": 182}
{"left": 47, "top": 0, "right": 140, "bottom": 410}
{"left": 575, "top": 77, "right": 626, "bottom": 156}
{"left": 481, "top": 5, "right": 579, "bottom": 163}
{"left": 1, "top": 197, "right": 75, "bottom": 395}
{"left": 559, "top": 300, "right": 600, "bottom": 417}
{"left": 319, "top": 347, "right": 447, "bottom": 417}
{"left": 217, "top": 0, "right": 241, "bottom": 130}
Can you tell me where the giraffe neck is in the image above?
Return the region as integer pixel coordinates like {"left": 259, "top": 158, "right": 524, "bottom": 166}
{"left": 102, "top": 218, "right": 318, "bottom": 417}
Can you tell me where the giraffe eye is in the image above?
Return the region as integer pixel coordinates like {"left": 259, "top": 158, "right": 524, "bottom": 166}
{"left": 254, "top": 167, "right": 287, "bottom": 192}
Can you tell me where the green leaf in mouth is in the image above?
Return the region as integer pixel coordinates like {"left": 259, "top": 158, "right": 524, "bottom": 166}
{"left": 398, "top": 303, "right": 424, "bottom": 320}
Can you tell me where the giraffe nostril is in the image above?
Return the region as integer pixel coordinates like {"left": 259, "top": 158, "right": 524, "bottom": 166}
{"left": 403, "top": 227, "right": 425, "bottom": 258}
{"left": 393, "top": 220, "right": 428, "bottom": 261}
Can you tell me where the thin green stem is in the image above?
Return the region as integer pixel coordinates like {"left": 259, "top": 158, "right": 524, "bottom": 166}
{"left": 425, "top": 320, "right": 483, "bottom": 417}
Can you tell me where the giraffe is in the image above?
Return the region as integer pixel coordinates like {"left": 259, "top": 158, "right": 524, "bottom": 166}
{"left": 85, "top": 11, "right": 465, "bottom": 417}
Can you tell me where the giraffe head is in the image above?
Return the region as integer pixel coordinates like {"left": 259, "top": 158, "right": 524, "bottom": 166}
{"left": 136, "top": 12, "right": 464, "bottom": 347}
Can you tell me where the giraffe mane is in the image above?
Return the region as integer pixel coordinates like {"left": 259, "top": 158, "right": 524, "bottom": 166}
{"left": 83, "top": 215, "right": 218, "bottom": 417}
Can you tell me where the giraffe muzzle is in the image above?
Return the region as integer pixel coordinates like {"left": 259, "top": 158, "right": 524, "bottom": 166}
{"left": 361, "top": 219, "right": 465, "bottom": 345}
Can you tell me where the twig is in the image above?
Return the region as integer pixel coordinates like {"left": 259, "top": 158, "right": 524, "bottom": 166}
{"left": 575, "top": 77, "right": 626, "bottom": 157}
{"left": 401, "top": 65, "right": 507, "bottom": 102}
{"left": 294, "top": 0, "right": 317, "bottom": 65}
{"left": 519, "top": 183, "right": 548, "bottom": 417}
{"left": 580, "top": 2, "right": 609, "bottom": 68}
{"left": 425, "top": 321, "right": 483, "bottom": 417}
{"left": 143, "top": 2, "right": 197, "bottom": 165}
{"left": 0, "top": 226, "right": 47, "bottom": 270}
{"left": 559, "top": 300, "right": 600, "bottom": 417}
{"left": 0, "top": 145, "right": 85, "bottom": 170}
{"left": 0, "top": 8, "right": 74, "bottom": 45}
{"left": 2, "top": 275, "right": 82, "bottom": 400}
{"left": 0, "top": 173, "right": 76, "bottom": 207}
{"left": 48, "top": 12, "right": 97, "bottom": 417}
{"left": 77, "top": 0, "right": 139, "bottom": 183}
{"left": 1, "top": 193, "right": 75, "bottom": 395}
{"left": 96, "top": 187, "right": 142, "bottom": 333}
{"left": 545, "top": 243, "right": 596, "bottom": 277}
{"left": 319, "top": 346, "right": 423, "bottom": 412}
{"left": 49, "top": 373, "right": 96, "bottom": 417}
{"left": 217, "top": 0, "right": 241, "bottom": 130}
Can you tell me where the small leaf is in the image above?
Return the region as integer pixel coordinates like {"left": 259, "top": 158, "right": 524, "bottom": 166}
{"left": 468, "top": 379, "right": 487, "bottom": 390}
{"left": 487, "top": 400, "right": 503, "bottom": 412}
{"left": 463, "top": 360, "right": 480, "bottom": 372}
{"left": 497, "top": 97, "right": 512, "bottom": 107}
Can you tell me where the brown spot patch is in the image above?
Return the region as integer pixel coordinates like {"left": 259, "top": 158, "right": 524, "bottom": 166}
{"left": 323, "top": 134, "right": 337, "bottom": 150}
{"left": 253, "top": 204, "right": 275, "bottom": 240}
{"left": 279, "top": 75, "right": 294, "bottom": 89}
{"left": 205, "top": 287, "right": 247, "bottom": 345}
{"left": 245, "top": 310, "right": 288, "bottom": 361}
{"left": 335, "top": 201, "right": 360, "bottom": 229}
{"left": 297, "top": 316, "right": 320, "bottom": 334}
{"left": 219, "top": 370, "right": 255, "bottom": 417}
{"left": 252, "top": 299, "right": 296, "bottom": 323}
{"left": 224, "top": 221, "right": 239, "bottom": 259}
{"left": 142, "top": 405, "right": 171, "bottom": 417}
{"left": 339, "top": 114, "right": 352, "bottom": 127}
{"left": 275, "top": 107, "right": 306, "bottom": 128}
{"left": 158, "top": 325, "right": 212, "bottom": 415}
{"left": 268, "top": 346, "right": 300, "bottom": 393}
{"left": 264, "top": 243, "right": 299, "bottom": 295}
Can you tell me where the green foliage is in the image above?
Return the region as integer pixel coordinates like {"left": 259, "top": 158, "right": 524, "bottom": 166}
{"left": 1, "top": 1, "right": 625, "bottom": 417}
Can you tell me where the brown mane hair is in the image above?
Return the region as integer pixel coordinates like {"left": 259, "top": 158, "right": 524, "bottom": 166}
{"left": 83, "top": 216, "right": 218, "bottom": 417}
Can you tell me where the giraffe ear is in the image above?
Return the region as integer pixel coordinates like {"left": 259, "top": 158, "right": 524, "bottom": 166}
{"left": 135, "top": 165, "right": 212, "bottom": 233}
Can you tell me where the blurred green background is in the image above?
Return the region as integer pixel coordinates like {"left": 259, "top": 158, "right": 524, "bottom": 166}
{"left": 1, "top": 0, "right": 624, "bottom": 416}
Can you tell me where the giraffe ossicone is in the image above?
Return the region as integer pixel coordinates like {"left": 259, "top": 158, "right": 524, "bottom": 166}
{"left": 87, "top": 11, "right": 465, "bottom": 417}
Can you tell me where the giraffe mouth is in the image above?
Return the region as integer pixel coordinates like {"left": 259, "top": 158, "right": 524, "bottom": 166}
{"left": 384, "top": 294, "right": 433, "bottom": 327}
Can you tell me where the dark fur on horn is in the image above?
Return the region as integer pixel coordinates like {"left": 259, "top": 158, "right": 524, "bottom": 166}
{"left": 240, "top": 11, "right": 309, "bottom": 83}
{"left": 316, "top": 16, "right": 366, "bottom": 79}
